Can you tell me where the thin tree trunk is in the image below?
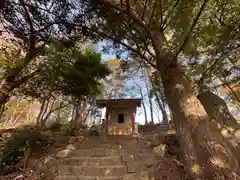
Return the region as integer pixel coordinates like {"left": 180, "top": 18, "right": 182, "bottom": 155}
{"left": 39, "top": 99, "right": 50, "bottom": 126}
{"left": 36, "top": 100, "right": 46, "bottom": 126}
{"left": 78, "top": 100, "right": 86, "bottom": 125}
{"left": 133, "top": 80, "right": 148, "bottom": 124}
{"left": 143, "top": 69, "right": 154, "bottom": 124}
{"left": 160, "top": 63, "right": 239, "bottom": 179}
{"left": 0, "top": 80, "right": 13, "bottom": 108}
{"left": 40, "top": 99, "right": 55, "bottom": 128}
{"left": 155, "top": 91, "right": 168, "bottom": 123}
{"left": 142, "top": 101, "right": 148, "bottom": 125}
{"left": 70, "top": 100, "right": 80, "bottom": 130}
{"left": 148, "top": 96, "right": 154, "bottom": 124}
{"left": 83, "top": 105, "right": 92, "bottom": 124}
{"left": 0, "top": 104, "right": 5, "bottom": 119}
{"left": 148, "top": 71, "right": 168, "bottom": 123}
{"left": 56, "top": 102, "right": 64, "bottom": 122}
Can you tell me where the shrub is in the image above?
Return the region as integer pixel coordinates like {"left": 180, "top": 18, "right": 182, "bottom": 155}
{"left": 0, "top": 125, "right": 50, "bottom": 175}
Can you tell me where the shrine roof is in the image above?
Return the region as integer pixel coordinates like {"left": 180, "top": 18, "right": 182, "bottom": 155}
{"left": 96, "top": 98, "right": 142, "bottom": 108}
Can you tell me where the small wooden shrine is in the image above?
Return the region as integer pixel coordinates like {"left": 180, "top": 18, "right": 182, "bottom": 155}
{"left": 96, "top": 99, "right": 141, "bottom": 136}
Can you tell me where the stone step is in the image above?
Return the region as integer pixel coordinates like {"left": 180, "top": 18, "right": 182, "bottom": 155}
{"left": 78, "top": 149, "right": 152, "bottom": 157}
{"left": 71, "top": 148, "right": 150, "bottom": 157}
{"left": 57, "top": 171, "right": 149, "bottom": 180}
{"left": 60, "top": 156, "right": 122, "bottom": 166}
{"left": 81, "top": 138, "right": 137, "bottom": 144}
{"left": 59, "top": 165, "right": 128, "bottom": 176}
{"left": 76, "top": 142, "right": 147, "bottom": 150}
{"left": 82, "top": 136, "right": 134, "bottom": 142}
{"left": 57, "top": 175, "right": 123, "bottom": 180}
{"left": 77, "top": 142, "right": 132, "bottom": 149}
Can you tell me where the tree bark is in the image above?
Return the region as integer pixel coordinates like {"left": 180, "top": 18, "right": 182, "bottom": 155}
{"left": 160, "top": 63, "right": 239, "bottom": 179}
{"left": 39, "top": 99, "right": 50, "bottom": 127}
{"left": 198, "top": 91, "right": 240, "bottom": 147}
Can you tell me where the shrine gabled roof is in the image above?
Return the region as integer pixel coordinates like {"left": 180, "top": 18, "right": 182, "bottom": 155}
{"left": 96, "top": 98, "right": 142, "bottom": 108}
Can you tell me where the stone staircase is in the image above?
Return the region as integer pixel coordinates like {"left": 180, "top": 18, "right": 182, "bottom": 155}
{"left": 55, "top": 135, "right": 159, "bottom": 180}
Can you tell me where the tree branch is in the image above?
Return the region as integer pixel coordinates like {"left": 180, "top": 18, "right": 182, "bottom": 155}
{"left": 149, "top": 0, "right": 162, "bottom": 27}
{"left": 197, "top": 59, "right": 219, "bottom": 87}
{"left": 162, "top": 0, "right": 180, "bottom": 30}
{"left": 101, "top": 0, "right": 162, "bottom": 66}
{"left": 84, "top": 26, "right": 157, "bottom": 69}
{"left": 19, "top": 0, "right": 35, "bottom": 52}
{"left": 44, "top": 103, "right": 68, "bottom": 120}
{"left": 174, "top": 0, "right": 209, "bottom": 59}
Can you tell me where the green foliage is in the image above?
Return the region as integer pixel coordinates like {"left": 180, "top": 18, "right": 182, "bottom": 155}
{"left": 18, "top": 44, "right": 111, "bottom": 100}
{"left": 0, "top": 126, "right": 50, "bottom": 175}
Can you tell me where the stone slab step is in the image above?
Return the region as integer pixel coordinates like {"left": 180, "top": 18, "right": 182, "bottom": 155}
{"left": 76, "top": 143, "right": 129, "bottom": 149}
{"left": 57, "top": 175, "right": 123, "bottom": 180}
{"left": 71, "top": 148, "right": 149, "bottom": 157}
{"left": 57, "top": 171, "right": 149, "bottom": 180}
{"left": 79, "top": 139, "right": 138, "bottom": 146}
{"left": 60, "top": 156, "right": 122, "bottom": 166}
{"left": 76, "top": 143, "right": 148, "bottom": 151}
{"left": 59, "top": 165, "right": 128, "bottom": 176}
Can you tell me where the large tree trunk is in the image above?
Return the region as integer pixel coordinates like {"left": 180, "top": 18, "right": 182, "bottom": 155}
{"left": 160, "top": 63, "right": 239, "bottom": 179}
{"left": 197, "top": 91, "right": 240, "bottom": 147}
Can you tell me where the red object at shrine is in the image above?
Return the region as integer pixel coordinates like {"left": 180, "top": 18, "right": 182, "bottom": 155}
{"left": 131, "top": 112, "right": 135, "bottom": 135}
